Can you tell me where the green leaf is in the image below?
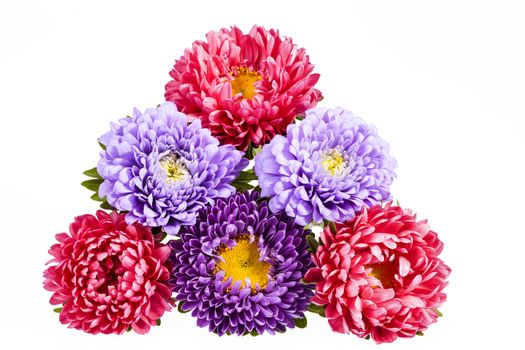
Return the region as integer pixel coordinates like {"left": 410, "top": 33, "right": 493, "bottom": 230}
{"left": 177, "top": 301, "right": 189, "bottom": 314}
{"left": 328, "top": 221, "right": 337, "bottom": 235}
{"left": 98, "top": 141, "right": 106, "bottom": 150}
{"left": 306, "top": 234, "right": 320, "bottom": 252}
{"left": 81, "top": 178, "right": 103, "bottom": 192}
{"left": 416, "top": 331, "right": 424, "bottom": 336}
{"left": 83, "top": 167, "right": 100, "bottom": 178}
{"left": 99, "top": 201, "right": 113, "bottom": 210}
{"left": 232, "top": 181, "right": 255, "bottom": 192}
{"left": 53, "top": 307, "right": 62, "bottom": 313}
{"left": 433, "top": 308, "right": 443, "bottom": 317}
{"left": 236, "top": 169, "right": 257, "bottom": 182}
{"left": 294, "top": 317, "right": 308, "bottom": 329}
{"left": 250, "top": 329, "right": 259, "bottom": 337}
{"left": 90, "top": 193, "right": 104, "bottom": 202}
{"left": 156, "top": 319, "right": 161, "bottom": 326}
{"left": 244, "top": 144, "right": 262, "bottom": 160}
{"left": 307, "top": 304, "right": 325, "bottom": 317}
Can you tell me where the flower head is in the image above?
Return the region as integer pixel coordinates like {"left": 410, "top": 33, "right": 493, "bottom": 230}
{"left": 254, "top": 107, "right": 397, "bottom": 226}
{"left": 165, "top": 25, "right": 322, "bottom": 151}
{"left": 43, "top": 211, "right": 174, "bottom": 334}
{"left": 97, "top": 102, "right": 247, "bottom": 235}
{"left": 169, "top": 191, "right": 313, "bottom": 335}
{"left": 305, "top": 204, "right": 451, "bottom": 343}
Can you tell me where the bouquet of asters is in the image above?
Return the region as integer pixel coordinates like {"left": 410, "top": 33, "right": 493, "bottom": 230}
{"left": 43, "top": 25, "right": 450, "bottom": 344}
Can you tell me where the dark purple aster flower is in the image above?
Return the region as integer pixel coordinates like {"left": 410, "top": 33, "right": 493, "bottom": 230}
{"left": 97, "top": 102, "right": 247, "bottom": 235}
{"left": 254, "top": 107, "right": 397, "bottom": 226}
{"left": 169, "top": 191, "right": 313, "bottom": 335}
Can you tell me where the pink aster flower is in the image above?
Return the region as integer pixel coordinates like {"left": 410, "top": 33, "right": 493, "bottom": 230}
{"left": 305, "top": 203, "right": 451, "bottom": 343}
{"left": 165, "top": 25, "right": 322, "bottom": 151}
{"left": 43, "top": 211, "right": 174, "bottom": 334}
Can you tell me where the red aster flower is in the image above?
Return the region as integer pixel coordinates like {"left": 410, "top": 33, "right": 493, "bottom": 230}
{"left": 43, "top": 211, "right": 174, "bottom": 334}
{"left": 305, "top": 203, "right": 451, "bottom": 343}
{"left": 165, "top": 25, "right": 322, "bottom": 151}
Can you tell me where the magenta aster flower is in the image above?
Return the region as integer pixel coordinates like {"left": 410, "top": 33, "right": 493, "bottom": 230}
{"left": 43, "top": 211, "right": 174, "bottom": 334}
{"left": 165, "top": 25, "right": 322, "bottom": 151}
{"left": 305, "top": 203, "right": 451, "bottom": 343}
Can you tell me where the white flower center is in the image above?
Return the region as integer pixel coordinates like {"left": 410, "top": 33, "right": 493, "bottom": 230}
{"left": 321, "top": 149, "right": 348, "bottom": 176}
{"left": 159, "top": 154, "right": 189, "bottom": 184}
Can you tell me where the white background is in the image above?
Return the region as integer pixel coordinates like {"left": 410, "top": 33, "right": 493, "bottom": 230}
{"left": 1, "top": 1, "right": 524, "bottom": 349}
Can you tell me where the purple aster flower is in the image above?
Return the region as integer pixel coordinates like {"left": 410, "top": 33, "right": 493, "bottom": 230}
{"left": 169, "top": 191, "right": 313, "bottom": 335}
{"left": 254, "top": 107, "right": 396, "bottom": 226}
{"left": 97, "top": 102, "right": 247, "bottom": 235}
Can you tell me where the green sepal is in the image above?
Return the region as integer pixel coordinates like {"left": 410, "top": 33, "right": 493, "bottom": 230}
{"left": 365, "top": 335, "right": 370, "bottom": 340}
{"left": 416, "top": 331, "right": 424, "bottom": 336}
{"left": 53, "top": 307, "right": 62, "bottom": 313}
{"left": 245, "top": 144, "right": 262, "bottom": 160}
{"left": 98, "top": 141, "right": 106, "bottom": 150}
{"left": 307, "top": 304, "right": 325, "bottom": 317}
{"left": 250, "top": 329, "right": 259, "bottom": 337}
{"left": 236, "top": 169, "right": 257, "bottom": 182}
{"left": 90, "top": 193, "right": 104, "bottom": 202}
{"left": 81, "top": 178, "right": 103, "bottom": 192}
{"left": 177, "top": 301, "right": 189, "bottom": 314}
{"left": 433, "top": 308, "right": 443, "bottom": 317}
{"left": 294, "top": 317, "right": 308, "bottom": 328}
{"left": 232, "top": 181, "right": 255, "bottom": 192}
{"left": 306, "top": 234, "right": 320, "bottom": 253}
{"left": 83, "top": 167, "right": 100, "bottom": 178}
{"left": 152, "top": 227, "right": 167, "bottom": 243}
{"left": 99, "top": 201, "right": 113, "bottom": 210}
{"left": 156, "top": 319, "right": 161, "bottom": 326}
{"left": 126, "top": 326, "right": 132, "bottom": 332}
{"left": 328, "top": 221, "right": 337, "bottom": 235}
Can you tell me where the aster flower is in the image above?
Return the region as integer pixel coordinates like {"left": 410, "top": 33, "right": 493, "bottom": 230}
{"left": 169, "top": 191, "right": 313, "bottom": 335}
{"left": 254, "top": 107, "right": 397, "bottom": 226}
{"left": 305, "top": 203, "right": 451, "bottom": 343}
{"left": 165, "top": 25, "right": 322, "bottom": 151}
{"left": 97, "top": 102, "right": 247, "bottom": 235}
{"left": 43, "top": 211, "right": 174, "bottom": 334}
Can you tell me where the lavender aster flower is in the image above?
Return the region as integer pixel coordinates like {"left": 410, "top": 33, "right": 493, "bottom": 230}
{"left": 97, "top": 102, "right": 247, "bottom": 235}
{"left": 169, "top": 191, "right": 313, "bottom": 335}
{"left": 254, "top": 107, "right": 396, "bottom": 226}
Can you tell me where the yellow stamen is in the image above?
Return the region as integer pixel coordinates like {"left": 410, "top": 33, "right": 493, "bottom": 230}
{"left": 321, "top": 149, "right": 347, "bottom": 175}
{"left": 367, "top": 261, "right": 396, "bottom": 289}
{"left": 215, "top": 235, "right": 271, "bottom": 291}
{"left": 230, "top": 67, "right": 262, "bottom": 99}
{"left": 159, "top": 155, "right": 188, "bottom": 184}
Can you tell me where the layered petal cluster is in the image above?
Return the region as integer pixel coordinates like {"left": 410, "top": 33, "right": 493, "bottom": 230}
{"left": 254, "top": 107, "right": 396, "bottom": 226}
{"left": 97, "top": 102, "right": 247, "bottom": 235}
{"left": 165, "top": 25, "right": 322, "bottom": 151}
{"left": 43, "top": 211, "right": 174, "bottom": 334}
{"left": 305, "top": 203, "right": 451, "bottom": 343}
{"left": 169, "top": 191, "right": 313, "bottom": 335}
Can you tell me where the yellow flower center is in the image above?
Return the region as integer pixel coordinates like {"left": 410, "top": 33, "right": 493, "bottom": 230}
{"left": 321, "top": 149, "right": 347, "bottom": 175}
{"left": 159, "top": 155, "right": 188, "bottom": 184}
{"left": 230, "top": 67, "right": 262, "bottom": 99}
{"left": 215, "top": 235, "right": 271, "bottom": 291}
{"left": 367, "top": 261, "right": 396, "bottom": 289}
